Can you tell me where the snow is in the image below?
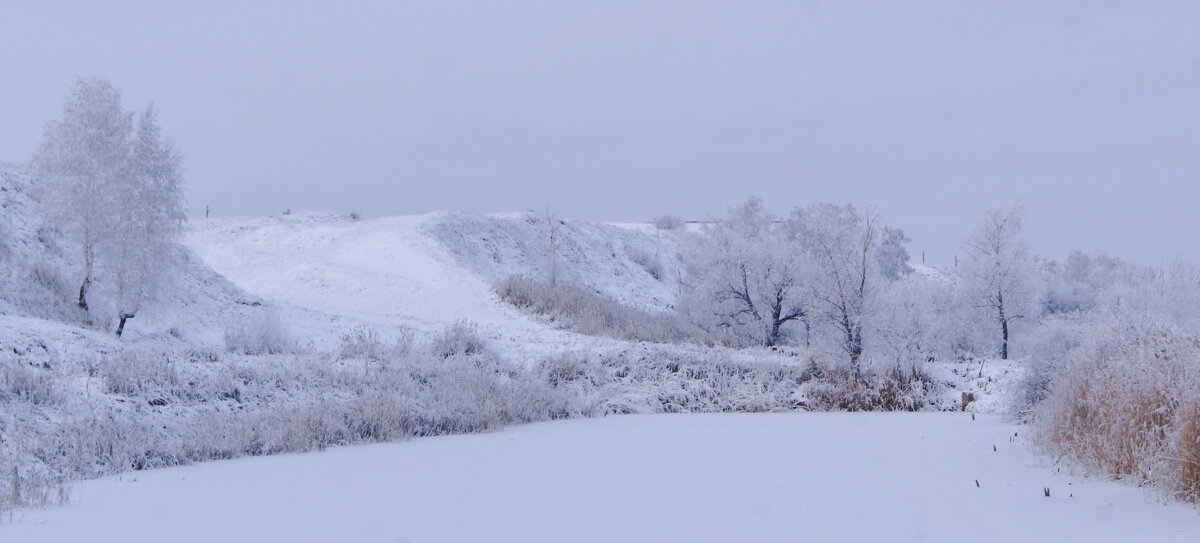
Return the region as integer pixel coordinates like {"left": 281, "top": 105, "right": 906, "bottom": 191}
{"left": 5, "top": 413, "right": 1198, "bottom": 543}
{"left": 184, "top": 211, "right": 682, "bottom": 360}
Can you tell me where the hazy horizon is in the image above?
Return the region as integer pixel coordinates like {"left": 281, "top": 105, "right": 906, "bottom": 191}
{"left": 3, "top": 1, "right": 1199, "bottom": 267}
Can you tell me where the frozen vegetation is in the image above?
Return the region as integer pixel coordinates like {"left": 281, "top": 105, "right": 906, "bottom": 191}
{"left": 1, "top": 78, "right": 1199, "bottom": 539}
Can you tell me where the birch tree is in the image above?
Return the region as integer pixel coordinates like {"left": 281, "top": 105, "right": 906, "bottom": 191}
{"left": 111, "top": 103, "right": 187, "bottom": 335}
{"left": 33, "top": 77, "right": 132, "bottom": 313}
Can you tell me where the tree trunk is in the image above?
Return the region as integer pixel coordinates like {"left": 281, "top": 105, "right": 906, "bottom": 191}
{"left": 1000, "top": 317, "right": 1009, "bottom": 360}
{"left": 78, "top": 237, "right": 93, "bottom": 311}
{"left": 849, "top": 327, "right": 863, "bottom": 378}
{"left": 77, "top": 277, "right": 91, "bottom": 311}
{"left": 115, "top": 312, "right": 134, "bottom": 337}
{"left": 998, "top": 290, "right": 1008, "bottom": 360}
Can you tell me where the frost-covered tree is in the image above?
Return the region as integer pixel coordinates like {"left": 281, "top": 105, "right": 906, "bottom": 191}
{"left": 788, "top": 204, "right": 896, "bottom": 375}
{"left": 876, "top": 226, "right": 913, "bottom": 280}
{"left": 110, "top": 103, "right": 187, "bottom": 335}
{"left": 652, "top": 214, "right": 684, "bottom": 232}
{"left": 961, "top": 204, "right": 1033, "bottom": 359}
{"left": 33, "top": 77, "right": 133, "bottom": 312}
{"left": 33, "top": 78, "right": 186, "bottom": 334}
{"left": 682, "top": 197, "right": 807, "bottom": 347}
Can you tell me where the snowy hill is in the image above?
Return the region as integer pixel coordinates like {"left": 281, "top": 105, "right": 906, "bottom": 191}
{"left": 183, "top": 210, "right": 687, "bottom": 359}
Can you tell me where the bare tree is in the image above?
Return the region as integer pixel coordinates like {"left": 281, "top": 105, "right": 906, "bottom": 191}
{"left": 962, "top": 203, "right": 1031, "bottom": 359}
{"left": 789, "top": 204, "right": 885, "bottom": 376}
{"left": 683, "top": 197, "right": 807, "bottom": 347}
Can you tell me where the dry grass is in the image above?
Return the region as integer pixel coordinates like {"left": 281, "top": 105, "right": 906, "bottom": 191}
{"left": 1036, "top": 325, "right": 1200, "bottom": 501}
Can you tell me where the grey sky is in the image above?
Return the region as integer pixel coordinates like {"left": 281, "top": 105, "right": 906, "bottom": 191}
{"left": 2, "top": 1, "right": 1199, "bottom": 266}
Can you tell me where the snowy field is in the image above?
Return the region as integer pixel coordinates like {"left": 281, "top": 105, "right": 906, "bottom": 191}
{"left": 5, "top": 413, "right": 1198, "bottom": 543}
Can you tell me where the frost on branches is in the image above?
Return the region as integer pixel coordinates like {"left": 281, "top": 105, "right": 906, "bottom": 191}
{"left": 33, "top": 77, "right": 186, "bottom": 335}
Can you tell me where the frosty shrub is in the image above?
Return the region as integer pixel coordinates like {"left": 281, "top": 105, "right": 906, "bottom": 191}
{"left": 652, "top": 214, "right": 685, "bottom": 231}
{"left": 102, "top": 349, "right": 179, "bottom": 396}
{"left": 1010, "top": 313, "right": 1093, "bottom": 421}
{"left": 496, "top": 275, "right": 687, "bottom": 343}
{"left": 0, "top": 357, "right": 61, "bottom": 406}
{"left": 804, "top": 361, "right": 935, "bottom": 412}
{"left": 224, "top": 307, "right": 297, "bottom": 355}
{"left": 429, "top": 320, "right": 489, "bottom": 359}
{"left": 1034, "top": 322, "right": 1200, "bottom": 502}
{"left": 338, "top": 326, "right": 414, "bottom": 362}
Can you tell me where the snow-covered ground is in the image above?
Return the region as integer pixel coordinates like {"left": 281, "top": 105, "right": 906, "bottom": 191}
{"left": 5, "top": 413, "right": 1198, "bottom": 543}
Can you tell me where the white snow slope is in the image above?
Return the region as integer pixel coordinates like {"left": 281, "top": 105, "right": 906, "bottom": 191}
{"left": 185, "top": 211, "right": 684, "bottom": 360}
{"left": 6, "top": 413, "right": 1199, "bottom": 543}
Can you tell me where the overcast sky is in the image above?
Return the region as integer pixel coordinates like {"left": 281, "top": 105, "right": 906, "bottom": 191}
{"left": 3, "top": 1, "right": 1199, "bottom": 266}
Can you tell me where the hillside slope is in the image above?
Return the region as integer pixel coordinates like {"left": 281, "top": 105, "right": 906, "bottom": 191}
{"left": 184, "top": 211, "right": 685, "bottom": 358}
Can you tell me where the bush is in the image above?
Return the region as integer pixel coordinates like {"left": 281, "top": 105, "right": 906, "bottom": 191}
{"left": 805, "top": 361, "right": 935, "bottom": 412}
{"left": 224, "top": 307, "right": 297, "bottom": 355}
{"left": 1034, "top": 322, "right": 1200, "bottom": 502}
{"left": 0, "top": 357, "right": 61, "bottom": 406}
{"left": 338, "top": 325, "right": 414, "bottom": 362}
{"left": 429, "top": 320, "right": 489, "bottom": 359}
{"left": 652, "top": 214, "right": 684, "bottom": 231}
{"left": 102, "top": 349, "right": 179, "bottom": 396}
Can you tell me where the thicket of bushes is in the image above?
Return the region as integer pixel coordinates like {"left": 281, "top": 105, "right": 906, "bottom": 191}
{"left": 1033, "top": 321, "right": 1200, "bottom": 502}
